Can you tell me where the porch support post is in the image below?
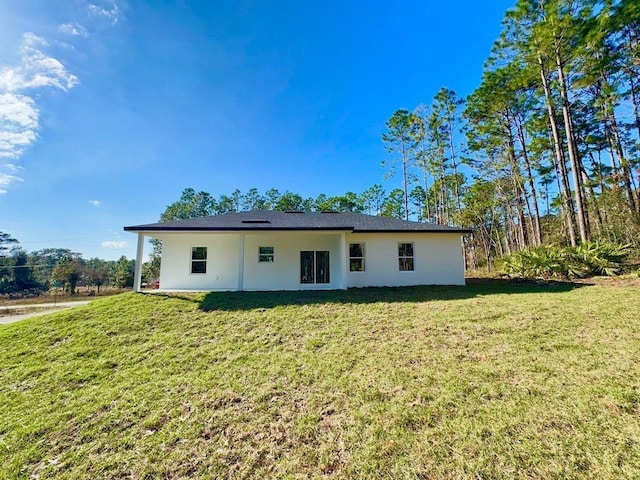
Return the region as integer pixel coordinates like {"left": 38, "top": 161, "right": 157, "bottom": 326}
{"left": 133, "top": 232, "right": 144, "bottom": 293}
{"left": 238, "top": 233, "right": 245, "bottom": 291}
{"left": 340, "top": 232, "right": 348, "bottom": 290}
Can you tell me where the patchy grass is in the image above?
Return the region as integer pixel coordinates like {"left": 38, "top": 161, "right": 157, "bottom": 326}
{"left": 1, "top": 281, "right": 639, "bottom": 479}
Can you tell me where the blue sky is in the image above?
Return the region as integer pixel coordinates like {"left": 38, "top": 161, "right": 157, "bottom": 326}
{"left": 1, "top": 0, "right": 514, "bottom": 260}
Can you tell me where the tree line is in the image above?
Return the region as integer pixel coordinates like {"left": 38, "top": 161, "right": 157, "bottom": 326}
{"left": 0, "top": 232, "right": 135, "bottom": 295}
{"left": 156, "top": 186, "right": 411, "bottom": 220}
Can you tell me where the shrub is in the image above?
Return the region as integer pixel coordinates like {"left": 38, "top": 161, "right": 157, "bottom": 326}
{"left": 500, "top": 242, "right": 631, "bottom": 279}
{"left": 500, "top": 245, "right": 567, "bottom": 278}
{"left": 568, "top": 241, "right": 631, "bottom": 277}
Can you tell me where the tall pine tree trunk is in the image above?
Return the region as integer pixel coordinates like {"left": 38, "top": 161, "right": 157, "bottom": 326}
{"left": 539, "top": 55, "right": 577, "bottom": 245}
{"left": 516, "top": 120, "right": 542, "bottom": 245}
{"left": 448, "top": 122, "right": 462, "bottom": 215}
{"left": 549, "top": 131, "right": 576, "bottom": 245}
{"left": 608, "top": 110, "right": 638, "bottom": 213}
{"left": 505, "top": 133, "right": 527, "bottom": 249}
{"left": 555, "top": 48, "right": 589, "bottom": 242}
{"left": 401, "top": 142, "right": 410, "bottom": 221}
{"left": 583, "top": 150, "right": 604, "bottom": 236}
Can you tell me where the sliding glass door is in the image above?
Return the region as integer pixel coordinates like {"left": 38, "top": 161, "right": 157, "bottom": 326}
{"left": 300, "top": 251, "right": 330, "bottom": 284}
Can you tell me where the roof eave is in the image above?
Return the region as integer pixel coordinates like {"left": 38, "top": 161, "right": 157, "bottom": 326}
{"left": 124, "top": 226, "right": 472, "bottom": 234}
{"left": 123, "top": 226, "right": 355, "bottom": 232}
{"left": 353, "top": 229, "right": 472, "bottom": 234}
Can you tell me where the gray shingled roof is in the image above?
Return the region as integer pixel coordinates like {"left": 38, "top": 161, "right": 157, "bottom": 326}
{"left": 124, "top": 211, "right": 470, "bottom": 233}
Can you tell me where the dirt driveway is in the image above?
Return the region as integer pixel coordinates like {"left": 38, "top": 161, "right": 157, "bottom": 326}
{"left": 0, "top": 301, "right": 92, "bottom": 325}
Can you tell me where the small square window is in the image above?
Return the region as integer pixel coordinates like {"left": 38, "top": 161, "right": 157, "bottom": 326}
{"left": 191, "top": 247, "right": 207, "bottom": 274}
{"left": 349, "top": 243, "right": 365, "bottom": 272}
{"left": 259, "top": 246, "right": 274, "bottom": 262}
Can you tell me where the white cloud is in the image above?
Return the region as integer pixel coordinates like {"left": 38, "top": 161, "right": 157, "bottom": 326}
{"left": 102, "top": 241, "right": 127, "bottom": 249}
{"left": 89, "top": 199, "right": 101, "bottom": 206}
{"left": 0, "top": 33, "right": 79, "bottom": 92}
{"left": 0, "top": 172, "right": 23, "bottom": 194}
{"left": 2, "top": 163, "right": 23, "bottom": 172}
{"left": 88, "top": 2, "right": 121, "bottom": 25}
{"left": 0, "top": 33, "right": 79, "bottom": 193}
{"left": 23, "top": 32, "right": 48, "bottom": 48}
{"left": 58, "top": 22, "right": 90, "bottom": 38}
{"left": 0, "top": 93, "right": 39, "bottom": 160}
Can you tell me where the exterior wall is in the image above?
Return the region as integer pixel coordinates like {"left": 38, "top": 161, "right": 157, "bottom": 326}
{"left": 155, "top": 233, "right": 240, "bottom": 290}
{"left": 346, "top": 232, "right": 465, "bottom": 287}
{"left": 153, "top": 230, "right": 465, "bottom": 291}
{"left": 243, "top": 233, "right": 342, "bottom": 290}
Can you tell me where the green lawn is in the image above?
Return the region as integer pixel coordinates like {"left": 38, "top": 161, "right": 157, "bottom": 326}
{"left": 1, "top": 281, "right": 639, "bottom": 479}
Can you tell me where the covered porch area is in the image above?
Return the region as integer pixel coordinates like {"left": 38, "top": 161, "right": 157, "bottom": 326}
{"left": 130, "top": 230, "right": 351, "bottom": 292}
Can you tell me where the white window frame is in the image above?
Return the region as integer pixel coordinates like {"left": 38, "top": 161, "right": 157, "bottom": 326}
{"left": 398, "top": 242, "right": 415, "bottom": 272}
{"left": 258, "top": 246, "right": 275, "bottom": 263}
{"left": 190, "top": 246, "right": 207, "bottom": 274}
{"left": 349, "top": 243, "right": 365, "bottom": 272}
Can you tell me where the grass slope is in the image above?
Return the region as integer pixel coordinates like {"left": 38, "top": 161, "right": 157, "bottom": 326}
{"left": 1, "top": 282, "right": 639, "bottom": 479}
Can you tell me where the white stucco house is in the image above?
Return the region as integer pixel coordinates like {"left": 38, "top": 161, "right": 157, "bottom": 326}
{"left": 124, "top": 210, "right": 470, "bottom": 292}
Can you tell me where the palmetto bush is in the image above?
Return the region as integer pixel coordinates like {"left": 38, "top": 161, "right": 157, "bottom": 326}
{"left": 500, "top": 245, "right": 568, "bottom": 278}
{"left": 568, "top": 241, "right": 631, "bottom": 277}
{"left": 500, "top": 242, "right": 631, "bottom": 279}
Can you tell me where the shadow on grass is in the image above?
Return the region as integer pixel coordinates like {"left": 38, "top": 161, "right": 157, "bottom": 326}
{"left": 196, "top": 277, "right": 591, "bottom": 312}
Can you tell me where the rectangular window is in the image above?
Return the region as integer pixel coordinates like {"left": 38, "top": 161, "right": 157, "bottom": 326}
{"left": 258, "top": 246, "right": 274, "bottom": 262}
{"left": 191, "top": 246, "right": 207, "bottom": 274}
{"left": 349, "top": 243, "right": 365, "bottom": 272}
{"left": 398, "top": 243, "right": 414, "bottom": 271}
{"left": 300, "top": 251, "right": 330, "bottom": 284}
